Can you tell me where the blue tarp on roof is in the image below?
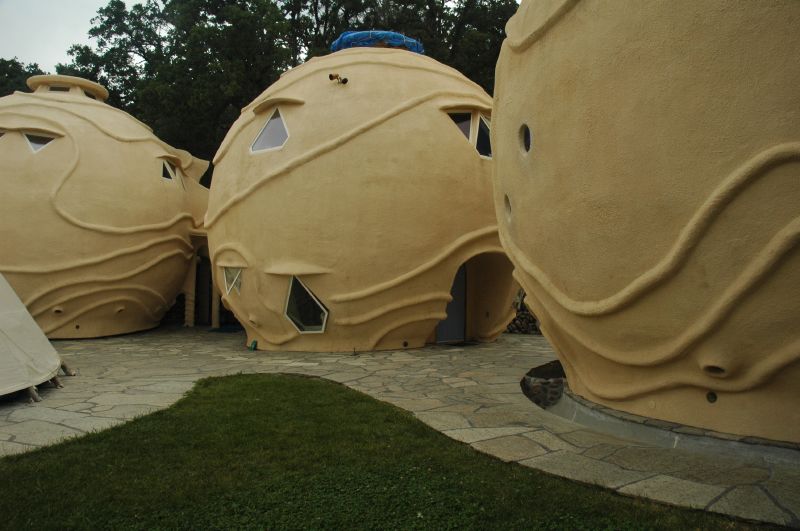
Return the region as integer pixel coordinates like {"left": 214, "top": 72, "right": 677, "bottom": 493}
{"left": 331, "top": 31, "right": 425, "bottom": 54}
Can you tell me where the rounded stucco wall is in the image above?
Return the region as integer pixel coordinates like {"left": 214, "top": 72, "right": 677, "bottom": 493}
{"left": 493, "top": 1, "right": 800, "bottom": 442}
{"left": 0, "top": 75, "right": 208, "bottom": 338}
{"left": 208, "top": 48, "right": 517, "bottom": 352}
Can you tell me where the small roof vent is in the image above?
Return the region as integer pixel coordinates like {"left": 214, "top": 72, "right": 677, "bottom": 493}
{"left": 26, "top": 74, "right": 109, "bottom": 102}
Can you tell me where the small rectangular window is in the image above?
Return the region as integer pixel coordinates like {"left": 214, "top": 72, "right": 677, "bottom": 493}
{"left": 49, "top": 86, "right": 70, "bottom": 92}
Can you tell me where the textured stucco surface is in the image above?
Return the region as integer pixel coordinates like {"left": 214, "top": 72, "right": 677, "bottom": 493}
{"left": 492, "top": 1, "right": 800, "bottom": 442}
{"left": 0, "top": 75, "right": 208, "bottom": 339}
{"left": 208, "top": 48, "right": 516, "bottom": 352}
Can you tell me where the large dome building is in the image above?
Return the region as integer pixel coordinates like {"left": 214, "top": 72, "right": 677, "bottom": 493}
{"left": 207, "top": 42, "right": 517, "bottom": 352}
{"left": 492, "top": 1, "right": 800, "bottom": 442}
{"left": 0, "top": 75, "right": 209, "bottom": 338}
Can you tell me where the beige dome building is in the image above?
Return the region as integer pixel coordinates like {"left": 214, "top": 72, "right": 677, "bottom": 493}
{"left": 492, "top": 1, "right": 800, "bottom": 443}
{"left": 207, "top": 47, "right": 517, "bottom": 352}
{"left": 0, "top": 75, "right": 209, "bottom": 338}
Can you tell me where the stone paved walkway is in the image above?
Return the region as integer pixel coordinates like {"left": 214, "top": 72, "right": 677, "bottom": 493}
{"left": 0, "top": 327, "right": 797, "bottom": 527}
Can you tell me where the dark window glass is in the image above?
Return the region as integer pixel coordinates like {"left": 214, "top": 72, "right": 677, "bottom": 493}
{"left": 49, "top": 86, "right": 69, "bottom": 92}
{"left": 162, "top": 161, "right": 173, "bottom": 179}
{"left": 84, "top": 90, "right": 97, "bottom": 100}
{"left": 476, "top": 117, "right": 492, "bottom": 158}
{"left": 449, "top": 112, "right": 471, "bottom": 140}
{"left": 25, "top": 134, "right": 53, "bottom": 152}
{"left": 285, "top": 277, "right": 328, "bottom": 332}
{"left": 252, "top": 109, "right": 288, "bottom": 151}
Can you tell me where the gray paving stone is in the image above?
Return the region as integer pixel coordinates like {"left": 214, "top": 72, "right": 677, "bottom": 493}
{"left": 761, "top": 466, "right": 800, "bottom": 522}
{"left": 561, "top": 429, "right": 631, "bottom": 449}
{"left": 0, "top": 420, "right": 82, "bottom": 446}
{"left": 414, "top": 411, "right": 471, "bottom": 431}
{"left": 708, "top": 486, "right": 792, "bottom": 525}
{"left": 471, "top": 435, "right": 548, "bottom": 462}
{"left": 523, "top": 430, "right": 581, "bottom": 453}
{"left": 60, "top": 416, "right": 123, "bottom": 433}
{"left": 91, "top": 393, "right": 185, "bottom": 407}
{"left": 519, "top": 451, "right": 648, "bottom": 489}
{"left": 619, "top": 475, "right": 726, "bottom": 509}
{"left": 444, "top": 427, "right": 532, "bottom": 444}
{"left": 92, "top": 404, "right": 159, "bottom": 420}
{"left": 130, "top": 381, "right": 195, "bottom": 394}
{"left": 8, "top": 406, "right": 88, "bottom": 424}
{"left": 58, "top": 403, "right": 99, "bottom": 412}
{"left": 0, "top": 440, "right": 35, "bottom": 455}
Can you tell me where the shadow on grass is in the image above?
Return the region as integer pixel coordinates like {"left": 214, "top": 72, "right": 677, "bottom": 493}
{"left": 0, "top": 374, "right": 766, "bottom": 530}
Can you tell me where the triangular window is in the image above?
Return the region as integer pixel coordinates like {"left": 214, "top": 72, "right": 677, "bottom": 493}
{"left": 446, "top": 111, "right": 492, "bottom": 159}
{"left": 285, "top": 276, "right": 328, "bottom": 333}
{"left": 84, "top": 90, "right": 97, "bottom": 100}
{"left": 476, "top": 115, "right": 492, "bottom": 158}
{"left": 223, "top": 267, "right": 242, "bottom": 295}
{"left": 449, "top": 112, "right": 472, "bottom": 140}
{"left": 251, "top": 109, "right": 288, "bottom": 152}
{"left": 25, "top": 134, "right": 54, "bottom": 152}
{"left": 162, "top": 161, "right": 176, "bottom": 180}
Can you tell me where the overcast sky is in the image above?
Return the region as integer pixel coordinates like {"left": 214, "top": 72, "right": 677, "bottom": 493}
{"left": 0, "top": 0, "right": 128, "bottom": 72}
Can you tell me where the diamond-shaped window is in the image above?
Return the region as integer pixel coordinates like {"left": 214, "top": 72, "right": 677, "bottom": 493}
{"left": 223, "top": 267, "right": 242, "bottom": 295}
{"left": 285, "top": 276, "right": 328, "bottom": 333}
{"left": 25, "top": 133, "right": 54, "bottom": 152}
{"left": 252, "top": 109, "right": 288, "bottom": 152}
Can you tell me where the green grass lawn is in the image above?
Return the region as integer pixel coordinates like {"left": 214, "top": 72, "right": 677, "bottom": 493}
{"left": 0, "top": 374, "right": 764, "bottom": 530}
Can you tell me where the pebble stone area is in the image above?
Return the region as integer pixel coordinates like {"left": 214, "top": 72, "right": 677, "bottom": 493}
{"left": 0, "top": 327, "right": 798, "bottom": 527}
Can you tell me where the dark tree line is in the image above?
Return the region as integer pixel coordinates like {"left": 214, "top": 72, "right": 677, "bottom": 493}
{"left": 1, "top": 0, "right": 516, "bottom": 162}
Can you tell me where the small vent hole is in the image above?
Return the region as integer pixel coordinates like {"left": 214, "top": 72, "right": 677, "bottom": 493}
{"left": 520, "top": 124, "right": 532, "bottom": 153}
{"left": 703, "top": 365, "right": 726, "bottom": 376}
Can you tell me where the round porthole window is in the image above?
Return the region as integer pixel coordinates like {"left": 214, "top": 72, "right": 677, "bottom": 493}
{"left": 519, "top": 124, "right": 532, "bottom": 153}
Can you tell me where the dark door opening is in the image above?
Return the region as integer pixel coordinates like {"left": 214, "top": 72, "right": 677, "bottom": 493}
{"left": 436, "top": 264, "right": 467, "bottom": 343}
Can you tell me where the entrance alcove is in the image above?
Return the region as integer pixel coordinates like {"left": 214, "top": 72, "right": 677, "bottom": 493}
{"left": 434, "top": 252, "right": 516, "bottom": 344}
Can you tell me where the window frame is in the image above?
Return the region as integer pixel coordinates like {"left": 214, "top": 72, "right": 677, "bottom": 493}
{"left": 283, "top": 276, "right": 329, "bottom": 334}
{"left": 446, "top": 110, "right": 492, "bottom": 160}
{"left": 223, "top": 267, "right": 243, "bottom": 295}
{"left": 24, "top": 132, "right": 55, "bottom": 153}
{"left": 250, "top": 108, "right": 289, "bottom": 154}
{"left": 160, "top": 159, "right": 186, "bottom": 189}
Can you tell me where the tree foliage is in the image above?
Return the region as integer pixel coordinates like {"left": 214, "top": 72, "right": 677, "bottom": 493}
{"left": 0, "top": 58, "right": 45, "bottom": 97}
{"left": 4, "top": 0, "right": 515, "bottom": 163}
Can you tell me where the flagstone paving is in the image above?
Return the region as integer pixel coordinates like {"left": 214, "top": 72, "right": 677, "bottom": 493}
{"left": 0, "top": 326, "right": 798, "bottom": 527}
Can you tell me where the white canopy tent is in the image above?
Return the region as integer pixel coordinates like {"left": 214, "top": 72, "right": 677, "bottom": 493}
{"left": 0, "top": 273, "right": 62, "bottom": 400}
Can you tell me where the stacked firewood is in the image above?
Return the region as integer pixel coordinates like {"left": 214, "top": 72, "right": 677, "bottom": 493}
{"left": 506, "top": 290, "right": 541, "bottom": 334}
